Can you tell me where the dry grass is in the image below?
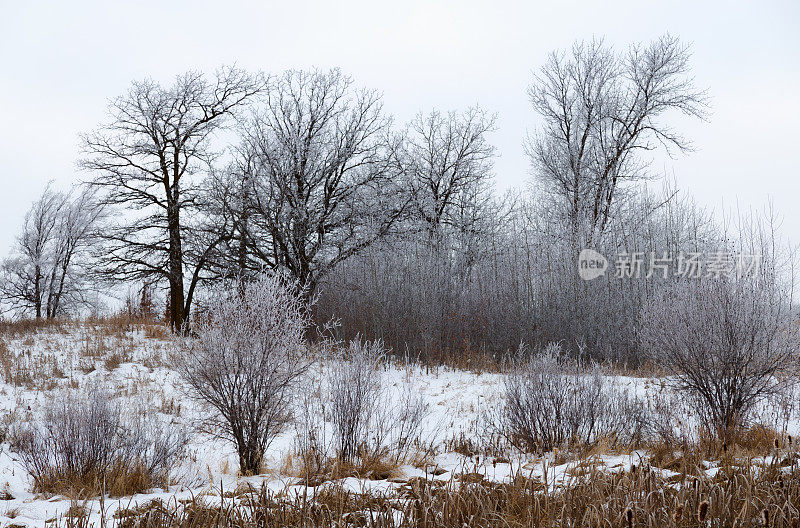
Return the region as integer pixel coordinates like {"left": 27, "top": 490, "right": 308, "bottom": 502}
{"left": 0, "top": 337, "right": 11, "bottom": 382}
{"left": 143, "top": 323, "right": 171, "bottom": 340}
{"left": 406, "top": 347, "right": 501, "bottom": 374}
{"left": 104, "top": 351, "right": 130, "bottom": 371}
{"left": 443, "top": 431, "right": 483, "bottom": 457}
{"left": 0, "top": 317, "right": 68, "bottom": 338}
{"left": 293, "top": 451, "right": 404, "bottom": 487}
{"left": 83, "top": 314, "right": 171, "bottom": 341}
{"left": 0, "top": 314, "right": 173, "bottom": 389}
{"left": 28, "top": 461, "right": 169, "bottom": 499}
{"left": 51, "top": 452, "right": 800, "bottom": 527}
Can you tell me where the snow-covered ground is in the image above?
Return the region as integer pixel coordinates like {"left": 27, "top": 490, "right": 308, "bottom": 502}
{"left": 0, "top": 323, "right": 797, "bottom": 527}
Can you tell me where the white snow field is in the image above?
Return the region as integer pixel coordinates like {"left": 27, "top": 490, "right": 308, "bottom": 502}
{"left": 0, "top": 321, "right": 797, "bottom": 527}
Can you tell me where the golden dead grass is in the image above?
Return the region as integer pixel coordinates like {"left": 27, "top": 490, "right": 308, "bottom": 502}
{"left": 30, "top": 461, "right": 168, "bottom": 499}
{"left": 292, "top": 450, "right": 404, "bottom": 487}
{"left": 50, "top": 453, "right": 800, "bottom": 528}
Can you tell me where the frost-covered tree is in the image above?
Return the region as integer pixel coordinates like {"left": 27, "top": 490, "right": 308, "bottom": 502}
{"left": 1, "top": 185, "right": 103, "bottom": 319}
{"left": 81, "top": 66, "right": 266, "bottom": 330}
{"left": 527, "top": 34, "right": 707, "bottom": 247}
{"left": 399, "top": 108, "right": 496, "bottom": 237}
{"left": 216, "top": 69, "right": 405, "bottom": 297}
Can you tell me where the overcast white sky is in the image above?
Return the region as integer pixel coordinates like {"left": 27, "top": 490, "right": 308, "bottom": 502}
{"left": 1, "top": 0, "right": 798, "bottom": 255}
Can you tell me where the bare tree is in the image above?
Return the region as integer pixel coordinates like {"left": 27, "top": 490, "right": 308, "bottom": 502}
{"left": 399, "top": 108, "right": 497, "bottom": 238}
{"left": 527, "top": 34, "right": 708, "bottom": 247}
{"left": 1, "top": 188, "right": 61, "bottom": 318}
{"left": 81, "top": 66, "right": 266, "bottom": 330}
{"left": 224, "top": 69, "right": 404, "bottom": 297}
{"left": 1, "top": 185, "right": 103, "bottom": 319}
{"left": 396, "top": 108, "right": 508, "bottom": 280}
{"left": 179, "top": 273, "right": 310, "bottom": 475}
{"left": 195, "top": 147, "right": 262, "bottom": 281}
{"left": 45, "top": 189, "right": 105, "bottom": 318}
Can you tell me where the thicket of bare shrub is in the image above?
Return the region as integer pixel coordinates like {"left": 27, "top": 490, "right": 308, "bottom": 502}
{"left": 179, "top": 273, "right": 310, "bottom": 475}
{"left": 315, "top": 182, "right": 725, "bottom": 366}
{"left": 10, "top": 387, "right": 187, "bottom": 497}
{"left": 498, "top": 343, "right": 650, "bottom": 452}
{"left": 294, "top": 339, "right": 429, "bottom": 482}
{"left": 329, "top": 339, "right": 385, "bottom": 462}
{"left": 640, "top": 222, "right": 800, "bottom": 442}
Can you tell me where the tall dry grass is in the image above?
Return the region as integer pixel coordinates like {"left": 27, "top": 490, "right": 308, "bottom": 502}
{"left": 54, "top": 451, "right": 800, "bottom": 527}
{"left": 0, "top": 317, "right": 68, "bottom": 337}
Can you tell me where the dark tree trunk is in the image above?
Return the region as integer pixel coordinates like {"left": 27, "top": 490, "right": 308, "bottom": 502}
{"left": 34, "top": 265, "right": 42, "bottom": 319}
{"left": 167, "top": 203, "right": 186, "bottom": 332}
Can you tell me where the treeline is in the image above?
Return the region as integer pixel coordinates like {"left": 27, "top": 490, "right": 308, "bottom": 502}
{"left": 1, "top": 34, "right": 795, "bottom": 364}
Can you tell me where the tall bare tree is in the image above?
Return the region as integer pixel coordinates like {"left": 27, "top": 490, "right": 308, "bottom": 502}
{"left": 399, "top": 108, "right": 496, "bottom": 236}
{"left": 222, "top": 69, "right": 404, "bottom": 296}
{"left": 395, "top": 108, "right": 508, "bottom": 279}
{"left": 526, "top": 34, "right": 708, "bottom": 248}
{"left": 81, "top": 67, "right": 266, "bottom": 330}
{"left": 1, "top": 185, "right": 103, "bottom": 319}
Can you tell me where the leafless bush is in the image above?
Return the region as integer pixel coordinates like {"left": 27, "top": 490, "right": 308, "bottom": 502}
{"left": 10, "top": 388, "right": 186, "bottom": 496}
{"left": 751, "top": 382, "right": 799, "bottom": 438}
{"left": 295, "top": 340, "right": 429, "bottom": 478}
{"left": 761, "top": 376, "right": 800, "bottom": 436}
{"left": 640, "top": 273, "right": 800, "bottom": 441}
{"left": 500, "top": 343, "right": 647, "bottom": 452}
{"left": 329, "top": 339, "right": 384, "bottom": 462}
{"left": 293, "top": 382, "right": 331, "bottom": 480}
{"left": 371, "top": 379, "right": 429, "bottom": 464}
{"left": 180, "top": 273, "right": 310, "bottom": 475}
{"left": 0, "top": 408, "right": 18, "bottom": 447}
{"left": 636, "top": 385, "right": 693, "bottom": 447}
{"left": 124, "top": 402, "right": 190, "bottom": 482}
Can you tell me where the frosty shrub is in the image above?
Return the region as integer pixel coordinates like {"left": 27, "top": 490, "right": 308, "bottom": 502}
{"left": 369, "top": 377, "right": 429, "bottom": 464}
{"left": 293, "top": 383, "right": 331, "bottom": 479}
{"left": 11, "top": 387, "right": 187, "bottom": 496}
{"left": 299, "top": 338, "right": 429, "bottom": 475}
{"left": 180, "top": 273, "right": 310, "bottom": 475}
{"left": 329, "top": 339, "right": 384, "bottom": 462}
{"left": 501, "top": 343, "right": 647, "bottom": 452}
{"left": 641, "top": 276, "right": 800, "bottom": 441}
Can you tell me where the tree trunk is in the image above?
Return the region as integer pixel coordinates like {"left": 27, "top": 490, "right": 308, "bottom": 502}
{"left": 34, "top": 265, "right": 42, "bottom": 319}
{"left": 167, "top": 204, "right": 186, "bottom": 332}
